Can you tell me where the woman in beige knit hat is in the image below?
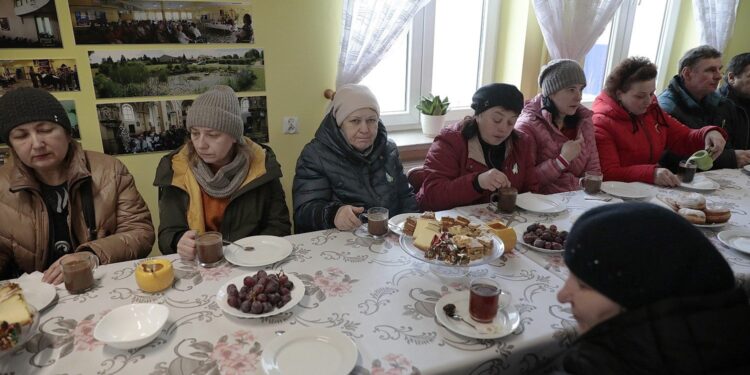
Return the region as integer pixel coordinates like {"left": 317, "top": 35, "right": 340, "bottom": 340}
{"left": 154, "top": 85, "right": 290, "bottom": 259}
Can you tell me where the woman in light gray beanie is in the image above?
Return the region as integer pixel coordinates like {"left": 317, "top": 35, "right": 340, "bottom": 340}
{"left": 154, "top": 85, "right": 290, "bottom": 259}
{"left": 292, "top": 84, "right": 418, "bottom": 233}
{"left": 514, "top": 59, "right": 601, "bottom": 194}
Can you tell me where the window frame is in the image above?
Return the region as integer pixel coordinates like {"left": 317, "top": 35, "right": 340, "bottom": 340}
{"left": 377, "top": 0, "right": 500, "bottom": 131}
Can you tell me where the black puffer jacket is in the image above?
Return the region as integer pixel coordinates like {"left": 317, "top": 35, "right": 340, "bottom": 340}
{"left": 292, "top": 112, "right": 418, "bottom": 233}
{"left": 658, "top": 76, "right": 750, "bottom": 169}
{"left": 535, "top": 287, "right": 750, "bottom": 375}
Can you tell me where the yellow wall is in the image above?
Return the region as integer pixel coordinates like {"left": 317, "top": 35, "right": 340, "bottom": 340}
{"left": 0, "top": 0, "right": 342, "bottom": 256}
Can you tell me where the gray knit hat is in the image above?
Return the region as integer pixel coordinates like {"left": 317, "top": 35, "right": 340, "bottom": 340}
{"left": 0, "top": 88, "right": 71, "bottom": 143}
{"left": 538, "top": 59, "right": 587, "bottom": 96}
{"left": 186, "top": 85, "right": 243, "bottom": 141}
{"left": 332, "top": 84, "right": 380, "bottom": 126}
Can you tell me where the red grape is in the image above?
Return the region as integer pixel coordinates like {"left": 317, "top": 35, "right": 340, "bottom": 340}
{"left": 250, "top": 301, "right": 263, "bottom": 314}
{"left": 243, "top": 276, "right": 255, "bottom": 287}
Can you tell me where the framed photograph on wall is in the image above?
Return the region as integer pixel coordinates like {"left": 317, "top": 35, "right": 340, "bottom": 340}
{"left": 1, "top": 59, "right": 81, "bottom": 96}
{"left": 89, "top": 48, "right": 265, "bottom": 99}
{"left": 97, "top": 95, "right": 268, "bottom": 156}
{"left": 0, "top": 0, "right": 63, "bottom": 48}
{"left": 68, "top": 0, "right": 255, "bottom": 45}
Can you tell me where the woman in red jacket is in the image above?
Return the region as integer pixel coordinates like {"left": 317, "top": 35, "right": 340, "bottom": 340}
{"left": 593, "top": 57, "right": 727, "bottom": 186}
{"left": 416, "top": 83, "right": 537, "bottom": 211}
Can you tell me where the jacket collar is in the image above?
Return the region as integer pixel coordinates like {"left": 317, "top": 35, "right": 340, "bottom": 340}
{"left": 593, "top": 92, "right": 661, "bottom": 123}
{"left": 524, "top": 93, "right": 593, "bottom": 134}
{"left": 668, "top": 75, "right": 722, "bottom": 110}
{"left": 315, "top": 111, "right": 388, "bottom": 164}
{"left": 9, "top": 141, "right": 90, "bottom": 192}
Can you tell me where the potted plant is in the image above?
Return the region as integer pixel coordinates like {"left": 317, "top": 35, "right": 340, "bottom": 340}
{"left": 416, "top": 94, "right": 450, "bottom": 136}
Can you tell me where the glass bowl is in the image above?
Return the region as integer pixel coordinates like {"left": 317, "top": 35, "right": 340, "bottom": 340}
{"left": 0, "top": 304, "right": 39, "bottom": 358}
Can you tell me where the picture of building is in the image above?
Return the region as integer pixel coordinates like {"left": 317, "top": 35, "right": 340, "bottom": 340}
{"left": 0, "top": 0, "right": 63, "bottom": 48}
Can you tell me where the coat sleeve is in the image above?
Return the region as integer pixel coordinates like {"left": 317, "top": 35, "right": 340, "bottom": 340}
{"left": 259, "top": 178, "right": 292, "bottom": 236}
{"left": 156, "top": 185, "right": 190, "bottom": 255}
{"left": 594, "top": 114, "right": 657, "bottom": 183}
{"left": 582, "top": 117, "right": 602, "bottom": 174}
{"left": 292, "top": 144, "right": 342, "bottom": 233}
{"left": 80, "top": 162, "right": 155, "bottom": 263}
{"left": 661, "top": 111, "right": 735, "bottom": 168}
{"left": 417, "top": 133, "right": 483, "bottom": 211}
{"left": 516, "top": 121, "right": 565, "bottom": 189}
{"left": 390, "top": 145, "right": 419, "bottom": 214}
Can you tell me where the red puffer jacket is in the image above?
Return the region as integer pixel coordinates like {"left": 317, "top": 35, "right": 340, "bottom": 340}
{"left": 416, "top": 119, "right": 537, "bottom": 211}
{"left": 593, "top": 92, "right": 725, "bottom": 184}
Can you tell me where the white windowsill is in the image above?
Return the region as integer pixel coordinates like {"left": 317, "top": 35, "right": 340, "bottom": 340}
{"left": 388, "top": 128, "right": 436, "bottom": 151}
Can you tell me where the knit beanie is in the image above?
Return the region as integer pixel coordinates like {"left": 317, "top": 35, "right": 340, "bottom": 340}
{"left": 0, "top": 88, "right": 71, "bottom": 143}
{"left": 538, "top": 59, "right": 587, "bottom": 96}
{"left": 564, "top": 202, "right": 734, "bottom": 310}
{"left": 471, "top": 83, "right": 524, "bottom": 116}
{"left": 332, "top": 84, "right": 380, "bottom": 126}
{"left": 186, "top": 85, "right": 243, "bottom": 142}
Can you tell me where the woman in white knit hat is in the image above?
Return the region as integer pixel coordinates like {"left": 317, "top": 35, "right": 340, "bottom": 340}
{"left": 515, "top": 59, "right": 602, "bottom": 194}
{"left": 292, "top": 84, "right": 418, "bottom": 233}
{"left": 154, "top": 85, "right": 290, "bottom": 259}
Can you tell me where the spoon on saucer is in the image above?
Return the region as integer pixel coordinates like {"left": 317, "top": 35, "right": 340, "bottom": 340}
{"left": 223, "top": 239, "right": 254, "bottom": 251}
{"left": 443, "top": 303, "right": 476, "bottom": 329}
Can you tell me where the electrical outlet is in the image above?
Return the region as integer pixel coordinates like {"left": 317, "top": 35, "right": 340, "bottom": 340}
{"left": 283, "top": 116, "right": 299, "bottom": 134}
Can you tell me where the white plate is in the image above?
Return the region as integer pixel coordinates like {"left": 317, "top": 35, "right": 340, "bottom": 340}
{"left": 434, "top": 292, "right": 520, "bottom": 340}
{"left": 399, "top": 233, "right": 504, "bottom": 267}
{"left": 11, "top": 279, "right": 57, "bottom": 312}
{"left": 261, "top": 328, "right": 357, "bottom": 375}
{"left": 514, "top": 223, "right": 567, "bottom": 254}
{"left": 224, "top": 236, "right": 293, "bottom": 268}
{"left": 718, "top": 229, "right": 750, "bottom": 255}
{"left": 216, "top": 273, "right": 305, "bottom": 319}
{"left": 694, "top": 222, "right": 729, "bottom": 229}
{"left": 601, "top": 181, "right": 654, "bottom": 200}
{"left": 515, "top": 193, "right": 567, "bottom": 214}
{"left": 389, "top": 212, "right": 420, "bottom": 236}
{"left": 93, "top": 303, "right": 169, "bottom": 350}
{"left": 679, "top": 176, "right": 720, "bottom": 191}
{"left": 743, "top": 165, "right": 750, "bottom": 174}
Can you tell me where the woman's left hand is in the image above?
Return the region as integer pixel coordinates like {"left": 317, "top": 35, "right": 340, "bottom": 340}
{"left": 704, "top": 130, "right": 726, "bottom": 159}
{"left": 42, "top": 256, "right": 67, "bottom": 285}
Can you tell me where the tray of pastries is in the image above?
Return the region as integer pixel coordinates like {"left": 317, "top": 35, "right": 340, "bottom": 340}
{"left": 656, "top": 192, "right": 731, "bottom": 228}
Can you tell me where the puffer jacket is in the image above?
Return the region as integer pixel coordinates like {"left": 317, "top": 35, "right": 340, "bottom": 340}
{"left": 516, "top": 94, "right": 600, "bottom": 193}
{"left": 154, "top": 138, "right": 291, "bottom": 253}
{"left": 658, "top": 75, "right": 749, "bottom": 169}
{"left": 292, "top": 112, "right": 418, "bottom": 233}
{"left": 593, "top": 92, "right": 725, "bottom": 183}
{"left": 0, "top": 142, "right": 154, "bottom": 278}
{"left": 532, "top": 287, "right": 750, "bottom": 375}
{"left": 416, "top": 119, "right": 537, "bottom": 211}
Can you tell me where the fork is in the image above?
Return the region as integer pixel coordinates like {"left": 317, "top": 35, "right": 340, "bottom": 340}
{"left": 585, "top": 197, "right": 613, "bottom": 202}
{"left": 223, "top": 240, "right": 254, "bottom": 251}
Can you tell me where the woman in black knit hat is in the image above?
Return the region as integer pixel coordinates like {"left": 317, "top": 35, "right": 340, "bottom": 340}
{"left": 533, "top": 202, "right": 750, "bottom": 375}
{"left": 0, "top": 88, "right": 155, "bottom": 283}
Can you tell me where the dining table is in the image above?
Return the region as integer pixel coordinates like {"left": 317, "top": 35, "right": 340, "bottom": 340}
{"left": 2, "top": 168, "right": 749, "bottom": 375}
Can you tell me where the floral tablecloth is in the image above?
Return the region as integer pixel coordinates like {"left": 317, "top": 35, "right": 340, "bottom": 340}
{"left": 458, "top": 168, "right": 750, "bottom": 295}
{"left": 3, "top": 209, "right": 576, "bottom": 375}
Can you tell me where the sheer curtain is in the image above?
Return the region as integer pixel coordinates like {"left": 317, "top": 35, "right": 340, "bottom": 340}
{"left": 532, "top": 0, "right": 623, "bottom": 61}
{"left": 692, "top": 0, "right": 739, "bottom": 53}
{"left": 336, "top": 0, "right": 430, "bottom": 86}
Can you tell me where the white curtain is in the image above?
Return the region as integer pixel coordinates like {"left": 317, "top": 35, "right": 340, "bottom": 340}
{"left": 692, "top": 0, "right": 739, "bottom": 53}
{"left": 336, "top": 0, "right": 430, "bottom": 86}
{"left": 532, "top": 0, "right": 624, "bottom": 61}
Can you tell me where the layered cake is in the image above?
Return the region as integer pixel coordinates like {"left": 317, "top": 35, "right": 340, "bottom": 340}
{"left": 0, "top": 283, "right": 34, "bottom": 350}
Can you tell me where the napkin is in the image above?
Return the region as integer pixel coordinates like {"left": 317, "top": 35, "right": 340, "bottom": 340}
{"left": 17, "top": 271, "right": 66, "bottom": 290}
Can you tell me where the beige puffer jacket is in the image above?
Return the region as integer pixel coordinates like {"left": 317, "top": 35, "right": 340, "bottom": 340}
{"left": 0, "top": 142, "right": 154, "bottom": 277}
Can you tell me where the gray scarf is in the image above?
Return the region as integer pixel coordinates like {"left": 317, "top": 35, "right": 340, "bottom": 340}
{"left": 190, "top": 151, "right": 249, "bottom": 198}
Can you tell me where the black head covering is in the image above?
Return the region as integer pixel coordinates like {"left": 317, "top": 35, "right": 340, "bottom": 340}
{"left": 471, "top": 83, "right": 524, "bottom": 116}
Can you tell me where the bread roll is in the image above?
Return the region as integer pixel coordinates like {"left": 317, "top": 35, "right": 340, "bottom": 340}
{"left": 678, "top": 208, "right": 706, "bottom": 224}
{"left": 704, "top": 206, "right": 731, "bottom": 224}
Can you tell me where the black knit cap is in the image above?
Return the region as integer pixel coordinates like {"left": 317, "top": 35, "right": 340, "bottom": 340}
{"left": 0, "top": 88, "right": 71, "bottom": 143}
{"left": 471, "top": 83, "right": 524, "bottom": 116}
{"left": 564, "top": 202, "right": 734, "bottom": 310}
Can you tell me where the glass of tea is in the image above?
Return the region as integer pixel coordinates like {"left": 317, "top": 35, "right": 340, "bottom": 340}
{"left": 366, "top": 207, "right": 389, "bottom": 238}
{"left": 469, "top": 278, "right": 510, "bottom": 323}
{"left": 195, "top": 231, "right": 224, "bottom": 268}
{"left": 581, "top": 171, "right": 603, "bottom": 194}
{"left": 678, "top": 160, "right": 697, "bottom": 183}
{"left": 61, "top": 252, "right": 99, "bottom": 294}
{"left": 490, "top": 187, "right": 517, "bottom": 214}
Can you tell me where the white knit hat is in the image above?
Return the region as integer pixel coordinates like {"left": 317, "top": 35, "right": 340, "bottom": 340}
{"left": 186, "top": 85, "right": 243, "bottom": 141}
{"left": 332, "top": 84, "right": 380, "bottom": 125}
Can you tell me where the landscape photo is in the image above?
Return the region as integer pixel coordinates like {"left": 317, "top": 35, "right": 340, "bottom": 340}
{"left": 89, "top": 48, "right": 265, "bottom": 99}
{"left": 69, "top": 0, "right": 255, "bottom": 45}
{"left": 1, "top": 59, "right": 81, "bottom": 96}
{"left": 0, "top": 0, "right": 63, "bottom": 48}
{"left": 97, "top": 95, "right": 268, "bottom": 155}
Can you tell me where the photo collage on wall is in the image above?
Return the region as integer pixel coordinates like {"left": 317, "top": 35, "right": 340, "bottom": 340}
{"left": 0, "top": 0, "right": 268, "bottom": 156}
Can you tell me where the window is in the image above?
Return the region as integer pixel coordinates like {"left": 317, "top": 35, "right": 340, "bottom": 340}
{"left": 582, "top": 0, "right": 680, "bottom": 102}
{"left": 122, "top": 104, "right": 135, "bottom": 122}
{"left": 360, "top": 0, "right": 499, "bottom": 130}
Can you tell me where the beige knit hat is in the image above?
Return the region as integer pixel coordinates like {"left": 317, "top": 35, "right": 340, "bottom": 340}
{"left": 332, "top": 84, "right": 380, "bottom": 126}
{"left": 538, "top": 59, "right": 587, "bottom": 96}
{"left": 186, "top": 85, "right": 243, "bottom": 141}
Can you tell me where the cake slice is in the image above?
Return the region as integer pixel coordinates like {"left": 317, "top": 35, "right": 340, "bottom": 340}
{"left": 0, "top": 283, "right": 34, "bottom": 350}
{"left": 403, "top": 216, "right": 417, "bottom": 236}
{"left": 413, "top": 219, "right": 440, "bottom": 251}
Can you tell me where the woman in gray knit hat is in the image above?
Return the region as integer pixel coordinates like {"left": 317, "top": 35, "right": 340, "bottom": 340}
{"left": 154, "top": 85, "right": 290, "bottom": 259}
{"left": 0, "top": 88, "right": 154, "bottom": 282}
{"left": 515, "top": 59, "right": 602, "bottom": 194}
